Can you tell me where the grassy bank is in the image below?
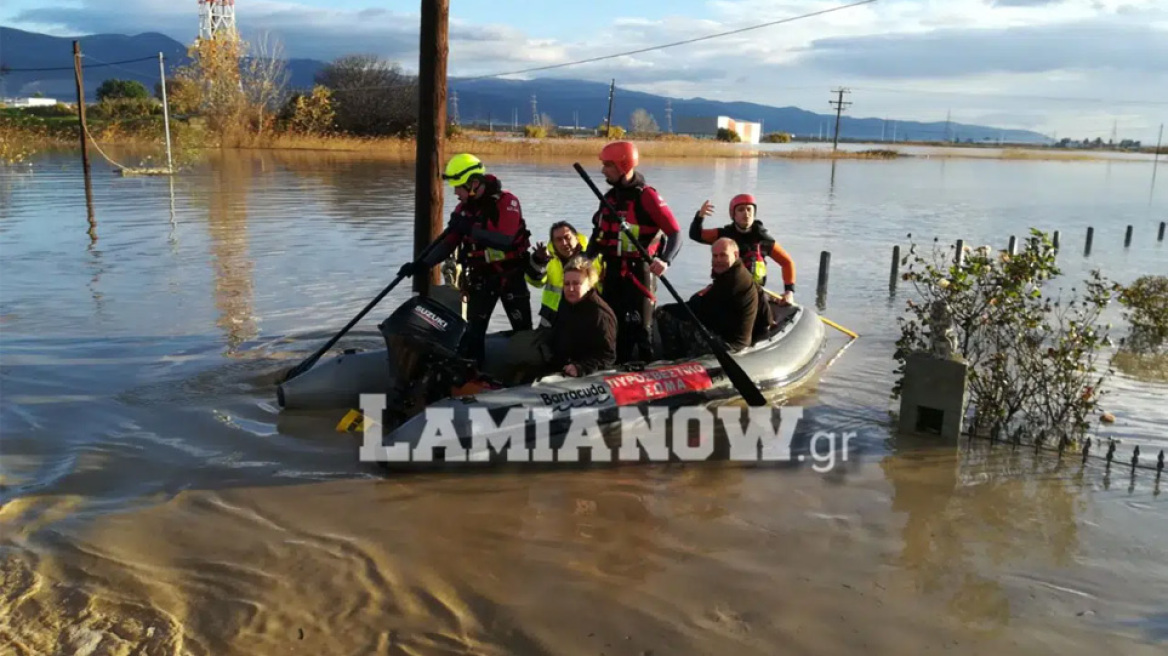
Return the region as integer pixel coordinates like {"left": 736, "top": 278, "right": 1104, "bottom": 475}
{"left": 2, "top": 115, "right": 1149, "bottom": 167}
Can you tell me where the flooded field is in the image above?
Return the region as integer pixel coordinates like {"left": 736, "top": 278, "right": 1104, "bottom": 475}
{"left": 1, "top": 148, "right": 1165, "bottom": 655}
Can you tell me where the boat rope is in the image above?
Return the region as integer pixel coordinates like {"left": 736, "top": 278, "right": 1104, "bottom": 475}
{"left": 82, "top": 121, "right": 172, "bottom": 176}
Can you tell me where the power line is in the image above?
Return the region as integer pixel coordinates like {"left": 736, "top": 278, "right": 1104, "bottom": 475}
{"left": 457, "top": 0, "right": 878, "bottom": 82}
{"left": 1, "top": 55, "right": 159, "bottom": 73}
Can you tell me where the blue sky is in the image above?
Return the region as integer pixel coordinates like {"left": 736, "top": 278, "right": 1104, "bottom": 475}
{"left": 4, "top": 0, "right": 1167, "bottom": 141}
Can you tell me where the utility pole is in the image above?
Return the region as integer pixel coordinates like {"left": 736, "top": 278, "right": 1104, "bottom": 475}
{"left": 531, "top": 94, "right": 538, "bottom": 126}
{"left": 665, "top": 99, "right": 673, "bottom": 133}
{"left": 450, "top": 89, "right": 460, "bottom": 126}
{"left": 829, "top": 87, "right": 851, "bottom": 150}
{"left": 604, "top": 79, "right": 615, "bottom": 136}
{"left": 413, "top": 0, "right": 449, "bottom": 295}
{"left": 72, "top": 40, "right": 95, "bottom": 231}
{"left": 158, "top": 52, "right": 173, "bottom": 173}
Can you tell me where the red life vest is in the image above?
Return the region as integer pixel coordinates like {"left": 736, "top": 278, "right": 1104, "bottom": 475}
{"left": 457, "top": 190, "right": 531, "bottom": 269}
{"left": 594, "top": 184, "right": 662, "bottom": 260}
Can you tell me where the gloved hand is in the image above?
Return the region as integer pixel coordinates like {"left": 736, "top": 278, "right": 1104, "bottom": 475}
{"left": 531, "top": 241, "right": 552, "bottom": 266}
{"left": 397, "top": 261, "right": 417, "bottom": 278}
{"left": 448, "top": 212, "right": 473, "bottom": 234}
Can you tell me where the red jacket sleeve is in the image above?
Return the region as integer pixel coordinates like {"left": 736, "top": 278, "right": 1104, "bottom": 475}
{"left": 638, "top": 187, "right": 679, "bottom": 235}
{"left": 639, "top": 187, "right": 682, "bottom": 263}
{"left": 493, "top": 192, "right": 524, "bottom": 237}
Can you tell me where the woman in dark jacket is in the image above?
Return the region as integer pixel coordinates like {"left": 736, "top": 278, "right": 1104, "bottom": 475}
{"left": 549, "top": 255, "right": 618, "bottom": 376}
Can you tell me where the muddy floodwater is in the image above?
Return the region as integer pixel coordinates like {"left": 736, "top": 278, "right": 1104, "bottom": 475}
{"left": 2, "top": 149, "right": 1166, "bottom": 655}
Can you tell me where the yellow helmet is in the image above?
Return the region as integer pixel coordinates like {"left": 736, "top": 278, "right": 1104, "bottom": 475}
{"left": 443, "top": 153, "right": 485, "bottom": 187}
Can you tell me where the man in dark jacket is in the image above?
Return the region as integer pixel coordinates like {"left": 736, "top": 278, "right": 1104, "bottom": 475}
{"left": 657, "top": 238, "right": 770, "bottom": 357}
{"left": 688, "top": 238, "right": 760, "bottom": 351}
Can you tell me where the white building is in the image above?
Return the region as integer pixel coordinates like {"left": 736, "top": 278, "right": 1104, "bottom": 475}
{"left": 2, "top": 97, "right": 61, "bottom": 108}
{"left": 674, "top": 115, "right": 763, "bottom": 144}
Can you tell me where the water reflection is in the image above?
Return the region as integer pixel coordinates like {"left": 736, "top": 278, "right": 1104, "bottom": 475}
{"left": 168, "top": 174, "right": 178, "bottom": 253}
{"left": 264, "top": 150, "right": 418, "bottom": 234}
{"left": 881, "top": 437, "right": 1085, "bottom": 633}
{"left": 203, "top": 153, "right": 257, "bottom": 351}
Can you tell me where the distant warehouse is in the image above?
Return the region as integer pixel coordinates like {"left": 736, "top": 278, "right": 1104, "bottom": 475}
{"left": 1, "top": 97, "right": 60, "bottom": 108}
{"left": 674, "top": 115, "right": 762, "bottom": 144}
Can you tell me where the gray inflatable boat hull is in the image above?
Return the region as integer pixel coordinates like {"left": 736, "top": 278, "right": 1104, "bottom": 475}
{"left": 277, "top": 302, "right": 826, "bottom": 457}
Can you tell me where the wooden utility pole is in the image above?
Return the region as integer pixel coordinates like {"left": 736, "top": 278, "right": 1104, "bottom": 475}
{"left": 72, "top": 40, "right": 96, "bottom": 231}
{"left": 414, "top": 0, "right": 449, "bottom": 295}
{"left": 829, "top": 87, "right": 851, "bottom": 151}
{"left": 604, "top": 79, "right": 615, "bottom": 137}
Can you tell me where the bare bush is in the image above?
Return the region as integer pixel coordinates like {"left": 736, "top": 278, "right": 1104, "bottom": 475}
{"left": 315, "top": 55, "right": 418, "bottom": 136}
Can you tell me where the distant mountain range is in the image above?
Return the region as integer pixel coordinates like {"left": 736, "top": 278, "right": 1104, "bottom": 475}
{"left": 0, "top": 26, "right": 1051, "bottom": 143}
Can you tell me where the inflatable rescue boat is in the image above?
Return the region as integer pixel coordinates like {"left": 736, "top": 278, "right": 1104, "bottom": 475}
{"left": 276, "top": 292, "right": 828, "bottom": 459}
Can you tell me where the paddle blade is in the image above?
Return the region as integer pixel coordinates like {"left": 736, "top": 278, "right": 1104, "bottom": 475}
{"left": 711, "top": 348, "right": 768, "bottom": 406}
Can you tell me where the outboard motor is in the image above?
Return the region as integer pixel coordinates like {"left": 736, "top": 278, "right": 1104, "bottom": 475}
{"left": 378, "top": 296, "right": 473, "bottom": 422}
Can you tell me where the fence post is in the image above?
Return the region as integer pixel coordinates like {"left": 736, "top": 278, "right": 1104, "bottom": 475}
{"left": 890, "top": 245, "right": 900, "bottom": 290}
{"left": 816, "top": 251, "right": 831, "bottom": 309}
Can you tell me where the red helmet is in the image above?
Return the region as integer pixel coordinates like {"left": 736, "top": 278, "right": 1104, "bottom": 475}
{"left": 729, "top": 193, "right": 757, "bottom": 218}
{"left": 600, "top": 141, "right": 639, "bottom": 176}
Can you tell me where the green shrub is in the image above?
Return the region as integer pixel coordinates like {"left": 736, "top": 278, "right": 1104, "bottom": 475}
{"left": 893, "top": 229, "right": 1119, "bottom": 445}
{"left": 1118, "top": 275, "right": 1168, "bottom": 353}
{"left": 96, "top": 79, "right": 150, "bottom": 102}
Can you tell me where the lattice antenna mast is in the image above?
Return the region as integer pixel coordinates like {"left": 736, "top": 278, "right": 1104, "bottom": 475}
{"left": 198, "top": 0, "right": 238, "bottom": 42}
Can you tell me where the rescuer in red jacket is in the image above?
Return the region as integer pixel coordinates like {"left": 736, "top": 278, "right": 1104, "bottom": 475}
{"left": 399, "top": 153, "right": 532, "bottom": 362}
{"left": 690, "top": 193, "right": 796, "bottom": 305}
{"left": 584, "top": 141, "right": 682, "bottom": 363}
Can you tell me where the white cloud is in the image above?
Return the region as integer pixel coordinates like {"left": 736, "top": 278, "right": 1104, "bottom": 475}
{"left": 5, "top": 0, "right": 1166, "bottom": 141}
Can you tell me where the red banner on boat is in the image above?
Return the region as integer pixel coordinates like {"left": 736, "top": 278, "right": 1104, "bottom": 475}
{"left": 603, "top": 363, "right": 713, "bottom": 406}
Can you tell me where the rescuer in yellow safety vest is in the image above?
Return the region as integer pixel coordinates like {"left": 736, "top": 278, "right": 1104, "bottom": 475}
{"left": 524, "top": 220, "right": 604, "bottom": 327}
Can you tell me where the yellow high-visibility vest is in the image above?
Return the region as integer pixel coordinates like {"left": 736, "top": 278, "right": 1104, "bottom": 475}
{"left": 526, "top": 233, "right": 603, "bottom": 326}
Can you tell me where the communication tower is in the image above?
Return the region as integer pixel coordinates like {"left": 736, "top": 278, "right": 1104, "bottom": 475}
{"left": 198, "top": 0, "right": 237, "bottom": 41}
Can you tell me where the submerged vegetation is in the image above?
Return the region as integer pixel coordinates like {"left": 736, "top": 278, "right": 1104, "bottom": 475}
{"left": 1112, "top": 275, "right": 1168, "bottom": 381}
{"left": 893, "top": 230, "right": 1121, "bottom": 447}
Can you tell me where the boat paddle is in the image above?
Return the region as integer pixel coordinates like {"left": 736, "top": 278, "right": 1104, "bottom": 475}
{"left": 280, "top": 235, "right": 446, "bottom": 384}
{"left": 573, "top": 162, "right": 768, "bottom": 407}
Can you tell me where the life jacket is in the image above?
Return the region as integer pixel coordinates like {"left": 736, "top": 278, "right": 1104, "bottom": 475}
{"left": 526, "top": 233, "right": 603, "bottom": 326}
{"left": 594, "top": 175, "right": 663, "bottom": 260}
{"left": 457, "top": 183, "right": 530, "bottom": 270}
{"left": 717, "top": 223, "right": 774, "bottom": 286}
